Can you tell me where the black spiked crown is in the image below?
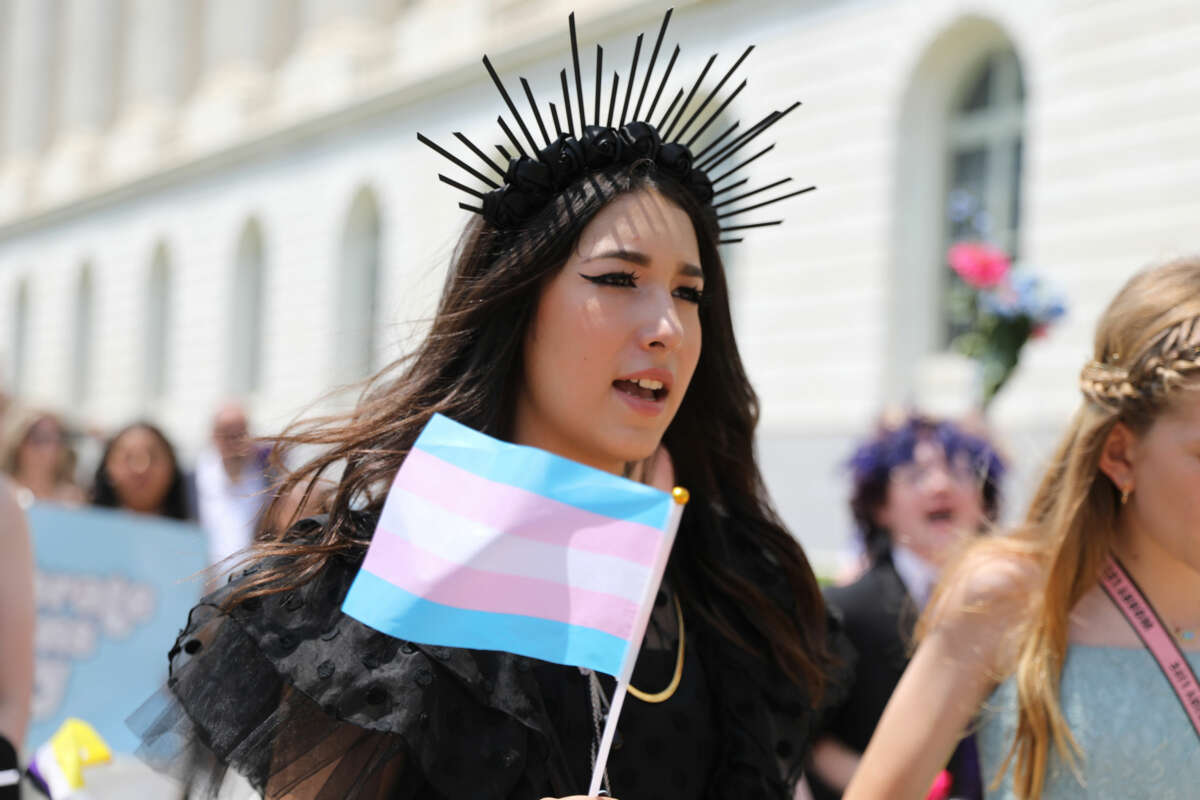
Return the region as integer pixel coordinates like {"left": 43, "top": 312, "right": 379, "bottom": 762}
{"left": 419, "top": 8, "right": 813, "bottom": 245}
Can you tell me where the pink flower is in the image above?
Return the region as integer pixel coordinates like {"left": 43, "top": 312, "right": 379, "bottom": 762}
{"left": 948, "top": 242, "right": 1010, "bottom": 289}
{"left": 926, "top": 770, "right": 953, "bottom": 800}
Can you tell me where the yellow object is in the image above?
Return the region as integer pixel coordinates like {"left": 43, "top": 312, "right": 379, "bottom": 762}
{"left": 49, "top": 718, "right": 112, "bottom": 790}
{"left": 628, "top": 594, "right": 684, "bottom": 704}
{"left": 671, "top": 486, "right": 689, "bottom": 505}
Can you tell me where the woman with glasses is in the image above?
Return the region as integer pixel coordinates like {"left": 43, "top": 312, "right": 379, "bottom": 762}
{"left": 807, "top": 415, "right": 1005, "bottom": 800}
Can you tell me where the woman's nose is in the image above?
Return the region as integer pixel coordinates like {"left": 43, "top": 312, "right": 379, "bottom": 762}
{"left": 924, "top": 463, "right": 965, "bottom": 497}
{"left": 128, "top": 450, "right": 152, "bottom": 474}
{"left": 639, "top": 291, "right": 684, "bottom": 352}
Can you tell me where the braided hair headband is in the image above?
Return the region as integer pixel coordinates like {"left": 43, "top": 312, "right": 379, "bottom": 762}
{"left": 418, "top": 8, "right": 813, "bottom": 245}
{"left": 1080, "top": 316, "right": 1200, "bottom": 412}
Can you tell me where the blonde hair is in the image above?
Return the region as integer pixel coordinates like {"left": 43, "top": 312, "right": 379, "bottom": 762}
{"left": 2, "top": 408, "right": 76, "bottom": 487}
{"left": 923, "top": 257, "right": 1200, "bottom": 800}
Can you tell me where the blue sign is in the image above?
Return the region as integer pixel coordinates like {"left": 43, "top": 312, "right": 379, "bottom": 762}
{"left": 27, "top": 504, "right": 208, "bottom": 753}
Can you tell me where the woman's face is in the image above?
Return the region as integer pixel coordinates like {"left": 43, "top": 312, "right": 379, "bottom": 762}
{"left": 18, "top": 417, "right": 65, "bottom": 478}
{"left": 1125, "top": 389, "right": 1200, "bottom": 572}
{"left": 513, "top": 188, "right": 704, "bottom": 473}
{"left": 105, "top": 427, "right": 175, "bottom": 514}
{"left": 876, "top": 438, "right": 988, "bottom": 566}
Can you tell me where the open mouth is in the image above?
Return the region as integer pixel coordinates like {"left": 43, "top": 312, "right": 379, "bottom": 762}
{"left": 926, "top": 508, "right": 955, "bottom": 524}
{"left": 613, "top": 378, "right": 669, "bottom": 402}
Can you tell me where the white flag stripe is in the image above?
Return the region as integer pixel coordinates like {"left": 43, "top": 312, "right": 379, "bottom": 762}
{"left": 378, "top": 486, "right": 653, "bottom": 605}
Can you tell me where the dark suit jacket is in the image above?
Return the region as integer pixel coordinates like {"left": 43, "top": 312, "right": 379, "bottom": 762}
{"left": 809, "top": 553, "right": 981, "bottom": 800}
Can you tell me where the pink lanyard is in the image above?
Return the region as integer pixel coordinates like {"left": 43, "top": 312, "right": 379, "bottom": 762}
{"left": 1100, "top": 554, "right": 1200, "bottom": 739}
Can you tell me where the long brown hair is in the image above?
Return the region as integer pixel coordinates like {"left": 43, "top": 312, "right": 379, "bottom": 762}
{"left": 235, "top": 161, "right": 833, "bottom": 696}
{"left": 922, "top": 257, "right": 1200, "bottom": 799}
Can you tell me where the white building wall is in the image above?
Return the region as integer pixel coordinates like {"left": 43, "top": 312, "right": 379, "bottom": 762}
{"left": 2, "top": 0, "right": 1200, "bottom": 570}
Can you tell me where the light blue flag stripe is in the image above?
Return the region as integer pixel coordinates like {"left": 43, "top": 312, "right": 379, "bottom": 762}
{"left": 414, "top": 413, "right": 672, "bottom": 530}
{"left": 342, "top": 569, "right": 629, "bottom": 675}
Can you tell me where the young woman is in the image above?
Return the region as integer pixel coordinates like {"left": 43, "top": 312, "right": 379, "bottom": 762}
{"left": 808, "top": 415, "right": 1004, "bottom": 799}
{"left": 3, "top": 411, "right": 85, "bottom": 505}
{"left": 133, "top": 13, "right": 843, "bottom": 799}
{"left": 845, "top": 258, "right": 1200, "bottom": 799}
{"left": 92, "top": 422, "right": 192, "bottom": 520}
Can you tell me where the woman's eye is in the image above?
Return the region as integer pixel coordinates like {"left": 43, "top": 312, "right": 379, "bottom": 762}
{"left": 674, "top": 286, "right": 704, "bottom": 304}
{"left": 580, "top": 271, "right": 637, "bottom": 287}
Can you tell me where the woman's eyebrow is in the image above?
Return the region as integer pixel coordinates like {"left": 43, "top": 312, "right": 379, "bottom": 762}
{"left": 584, "top": 249, "right": 703, "bottom": 279}
{"left": 585, "top": 248, "right": 650, "bottom": 266}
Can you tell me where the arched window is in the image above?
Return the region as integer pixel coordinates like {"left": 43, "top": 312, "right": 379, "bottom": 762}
{"left": 12, "top": 280, "right": 29, "bottom": 397}
{"left": 887, "top": 19, "right": 1025, "bottom": 400}
{"left": 942, "top": 47, "right": 1025, "bottom": 342}
{"left": 335, "top": 187, "right": 382, "bottom": 382}
{"left": 72, "top": 264, "right": 94, "bottom": 406}
{"left": 145, "top": 243, "right": 171, "bottom": 401}
{"left": 230, "top": 220, "right": 265, "bottom": 395}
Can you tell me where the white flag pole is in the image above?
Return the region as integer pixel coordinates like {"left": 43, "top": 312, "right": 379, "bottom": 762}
{"left": 587, "top": 488, "right": 687, "bottom": 796}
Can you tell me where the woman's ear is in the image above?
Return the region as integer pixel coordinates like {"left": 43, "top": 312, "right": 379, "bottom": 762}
{"left": 1098, "top": 421, "right": 1138, "bottom": 493}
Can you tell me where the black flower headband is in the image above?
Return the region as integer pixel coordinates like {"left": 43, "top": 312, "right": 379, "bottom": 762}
{"left": 419, "top": 8, "right": 813, "bottom": 244}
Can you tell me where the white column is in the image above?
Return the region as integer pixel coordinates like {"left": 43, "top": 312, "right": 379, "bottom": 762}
{"left": 106, "top": 0, "right": 201, "bottom": 176}
{"left": 302, "top": 0, "right": 385, "bottom": 29}
{"left": 39, "top": 0, "right": 122, "bottom": 201}
{"left": 182, "top": 0, "right": 297, "bottom": 150}
{"left": 394, "top": 0, "right": 488, "bottom": 82}
{"left": 277, "top": 0, "right": 395, "bottom": 116}
{"left": 0, "top": 0, "right": 9, "bottom": 166}
{"left": 0, "top": 0, "right": 60, "bottom": 217}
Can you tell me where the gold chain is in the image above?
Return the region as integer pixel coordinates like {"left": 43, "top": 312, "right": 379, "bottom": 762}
{"left": 628, "top": 594, "right": 684, "bottom": 703}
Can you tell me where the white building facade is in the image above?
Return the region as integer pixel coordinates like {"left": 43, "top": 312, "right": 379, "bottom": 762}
{"left": 2, "top": 0, "right": 1199, "bottom": 569}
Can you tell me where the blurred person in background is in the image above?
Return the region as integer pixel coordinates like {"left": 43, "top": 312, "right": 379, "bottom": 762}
{"left": 0, "top": 476, "right": 34, "bottom": 799}
{"left": 845, "top": 259, "right": 1200, "bottom": 799}
{"left": 807, "top": 414, "right": 1005, "bottom": 800}
{"left": 3, "top": 411, "right": 85, "bottom": 505}
{"left": 195, "top": 402, "right": 272, "bottom": 568}
{"left": 91, "top": 422, "right": 192, "bottom": 521}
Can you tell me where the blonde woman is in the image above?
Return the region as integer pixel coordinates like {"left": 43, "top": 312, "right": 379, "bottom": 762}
{"left": 846, "top": 258, "right": 1200, "bottom": 799}
{"left": 2, "top": 411, "right": 84, "bottom": 505}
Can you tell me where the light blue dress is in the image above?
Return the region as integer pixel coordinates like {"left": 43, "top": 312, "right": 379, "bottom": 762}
{"left": 976, "top": 646, "right": 1200, "bottom": 798}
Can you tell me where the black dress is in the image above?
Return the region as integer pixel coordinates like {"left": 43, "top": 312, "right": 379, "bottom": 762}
{"left": 130, "top": 514, "right": 847, "bottom": 799}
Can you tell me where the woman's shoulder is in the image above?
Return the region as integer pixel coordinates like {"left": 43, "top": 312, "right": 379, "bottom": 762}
{"left": 923, "top": 544, "right": 1042, "bottom": 670}
{"left": 943, "top": 545, "right": 1042, "bottom": 611}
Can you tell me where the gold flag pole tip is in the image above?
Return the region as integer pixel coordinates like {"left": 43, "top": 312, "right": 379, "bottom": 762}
{"left": 671, "top": 486, "right": 690, "bottom": 505}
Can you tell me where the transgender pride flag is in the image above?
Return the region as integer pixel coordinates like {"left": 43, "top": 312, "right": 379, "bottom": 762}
{"left": 341, "top": 413, "right": 684, "bottom": 678}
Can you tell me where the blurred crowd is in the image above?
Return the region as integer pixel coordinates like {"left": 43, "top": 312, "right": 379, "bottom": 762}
{"left": 0, "top": 400, "right": 323, "bottom": 569}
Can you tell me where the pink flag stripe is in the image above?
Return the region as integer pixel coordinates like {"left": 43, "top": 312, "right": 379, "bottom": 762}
{"left": 396, "top": 446, "right": 664, "bottom": 566}
{"left": 375, "top": 491, "right": 650, "bottom": 604}
{"left": 362, "top": 526, "right": 641, "bottom": 640}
